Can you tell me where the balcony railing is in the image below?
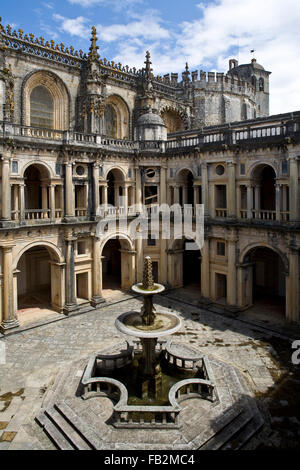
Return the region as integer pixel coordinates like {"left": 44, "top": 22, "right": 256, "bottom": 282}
{"left": 25, "top": 209, "right": 50, "bottom": 220}
{"left": 252, "top": 210, "right": 276, "bottom": 220}
{"left": 215, "top": 208, "right": 227, "bottom": 217}
{"left": 75, "top": 208, "right": 87, "bottom": 217}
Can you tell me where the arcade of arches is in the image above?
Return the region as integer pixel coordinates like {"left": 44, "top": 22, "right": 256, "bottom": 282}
{"left": 0, "top": 234, "right": 298, "bottom": 331}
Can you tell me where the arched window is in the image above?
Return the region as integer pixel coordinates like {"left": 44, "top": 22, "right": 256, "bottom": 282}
{"left": 259, "top": 77, "right": 264, "bottom": 92}
{"left": 251, "top": 75, "right": 257, "bottom": 89}
{"left": 30, "top": 85, "right": 54, "bottom": 129}
{"left": 104, "top": 104, "right": 118, "bottom": 138}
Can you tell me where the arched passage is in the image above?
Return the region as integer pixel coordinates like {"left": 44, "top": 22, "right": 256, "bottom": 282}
{"left": 243, "top": 245, "right": 286, "bottom": 318}
{"left": 101, "top": 235, "right": 135, "bottom": 297}
{"left": 16, "top": 244, "right": 64, "bottom": 323}
{"left": 250, "top": 163, "right": 277, "bottom": 218}
{"left": 106, "top": 168, "right": 125, "bottom": 207}
{"left": 177, "top": 169, "right": 195, "bottom": 206}
{"left": 169, "top": 238, "right": 201, "bottom": 291}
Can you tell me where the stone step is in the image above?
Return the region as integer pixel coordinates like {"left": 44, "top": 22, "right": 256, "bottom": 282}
{"left": 45, "top": 407, "right": 92, "bottom": 450}
{"left": 54, "top": 401, "right": 104, "bottom": 450}
{"left": 200, "top": 408, "right": 253, "bottom": 450}
{"left": 232, "top": 404, "right": 265, "bottom": 449}
{"left": 191, "top": 405, "right": 243, "bottom": 448}
{"left": 35, "top": 413, "right": 75, "bottom": 450}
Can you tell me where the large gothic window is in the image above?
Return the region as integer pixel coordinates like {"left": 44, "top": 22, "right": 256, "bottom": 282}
{"left": 30, "top": 85, "right": 54, "bottom": 129}
{"left": 104, "top": 104, "right": 117, "bottom": 138}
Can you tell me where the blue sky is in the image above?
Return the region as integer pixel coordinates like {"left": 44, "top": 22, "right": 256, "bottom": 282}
{"left": 2, "top": 0, "right": 300, "bottom": 114}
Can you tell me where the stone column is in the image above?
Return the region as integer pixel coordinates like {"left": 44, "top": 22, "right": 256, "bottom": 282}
{"left": 13, "top": 185, "right": 19, "bottom": 221}
{"left": 123, "top": 185, "right": 129, "bottom": 214}
{"left": 160, "top": 166, "right": 167, "bottom": 205}
{"left": 193, "top": 185, "right": 199, "bottom": 207}
{"left": 201, "top": 162, "right": 209, "bottom": 217}
{"left": 93, "top": 163, "right": 100, "bottom": 216}
{"left": 289, "top": 156, "right": 299, "bottom": 222}
{"left": 50, "top": 184, "right": 55, "bottom": 220}
{"left": 19, "top": 183, "right": 25, "bottom": 222}
{"left": 201, "top": 237, "right": 210, "bottom": 298}
{"left": 41, "top": 185, "right": 48, "bottom": 211}
{"left": 254, "top": 185, "right": 261, "bottom": 212}
{"left": 1, "top": 156, "right": 11, "bottom": 222}
{"left": 65, "top": 162, "right": 75, "bottom": 218}
{"left": 101, "top": 184, "right": 108, "bottom": 208}
{"left": 63, "top": 236, "right": 78, "bottom": 314}
{"left": 286, "top": 244, "right": 299, "bottom": 322}
{"left": 135, "top": 166, "right": 142, "bottom": 211}
{"left": 247, "top": 184, "right": 253, "bottom": 219}
{"left": 227, "top": 230, "right": 238, "bottom": 306}
{"left": 0, "top": 245, "right": 19, "bottom": 333}
{"left": 227, "top": 160, "right": 236, "bottom": 218}
{"left": 91, "top": 235, "right": 105, "bottom": 307}
{"left": 174, "top": 184, "right": 180, "bottom": 204}
{"left": 275, "top": 183, "right": 281, "bottom": 221}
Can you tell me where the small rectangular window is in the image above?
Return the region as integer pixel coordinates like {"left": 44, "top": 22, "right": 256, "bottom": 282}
{"left": 56, "top": 163, "right": 62, "bottom": 176}
{"left": 217, "top": 241, "right": 226, "bottom": 256}
{"left": 12, "top": 161, "right": 18, "bottom": 174}
{"left": 77, "top": 241, "right": 86, "bottom": 255}
{"left": 282, "top": 160, "right": 288, "bottom": 175}
{"left": 240, "top": 163, "right": 245, "bottom": 175}
{"left": 99, "top": 166, "right": 103, "bottom": 177}
{"left": 170, "top": 168, "right": 174, "bottom": 177}
{"left": 128, "top": 168, "right": 132, "bottom": 178}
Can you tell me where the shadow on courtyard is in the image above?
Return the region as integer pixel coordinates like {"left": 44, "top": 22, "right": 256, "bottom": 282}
{"left": 153, "top": 290, "right": 300, "bottom": 449}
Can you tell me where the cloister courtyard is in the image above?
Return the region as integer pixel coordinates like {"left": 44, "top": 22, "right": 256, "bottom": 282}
{"left": 0, "top": 289, "right": 299, "bottom": 450}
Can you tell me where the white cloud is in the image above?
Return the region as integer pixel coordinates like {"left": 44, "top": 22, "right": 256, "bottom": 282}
{"left": 49, "top": 0, "right": 300, "bottom": 114}
{"left": 53, "top": 14, "right": 89, "bottom": 38}
{"left": 97, "top": 10, "right": 170, "bottom": 42}
{"left": 68, "top": 0, "right": 143, "bottom": 10}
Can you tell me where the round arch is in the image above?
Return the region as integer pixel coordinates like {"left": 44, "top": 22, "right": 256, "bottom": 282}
{"left": 104, "top": 94, "right": 130, "bottom": 139}
{"left": 160, "top": 106, "right": 189, "bottom": 133}
{"left": 22, "top": 160, "right": 54, "bottom": 179}
{"left": 13, "top": 241, "right": 64, "bottom": 270}
{"left": 248, "top": 161, "right": 278, "bottom": 179}
{"left": 100, "top": 233, "right": 135, "bottom": 292}
{"left": 176, "top": 167, "right": 197, "bottom": 181}
{"left": 22, "top": 70, "right": 70, "bottom": 130}
{"left": 240, "top": 242, "right": 289, "bottom": 273}
{"left": 100, "top": 232, "right": 134, "bottom": 256}
{"left": 104, "top": 166, "right": 126, "bottom": 181}
{"left": 239, "top": 243, "right": 287, "bottom": 317}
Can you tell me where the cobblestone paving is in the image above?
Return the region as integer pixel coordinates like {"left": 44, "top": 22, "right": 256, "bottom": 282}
{"left": 0, "top": 294, "right": 298, "bottom": 449}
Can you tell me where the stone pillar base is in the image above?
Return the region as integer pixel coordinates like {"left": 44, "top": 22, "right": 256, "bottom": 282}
{"left": 0, "top": 318, "right": 20, "bottom": 334}
{"left": 63, "top": 303, "right": 79, "bottom": 315}
{"left": 91, "top": 296, "right": 106, "bottom": 307}
{"left": 62, "top": 216, "right": 76, "bottom": 223}
{"left": 0, "top": 220, "right": 16, "bottom": 228}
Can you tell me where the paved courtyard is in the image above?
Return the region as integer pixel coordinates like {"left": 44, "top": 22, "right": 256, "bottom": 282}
{"left": 0, "top": 293, "right": 299, "bottom": 450}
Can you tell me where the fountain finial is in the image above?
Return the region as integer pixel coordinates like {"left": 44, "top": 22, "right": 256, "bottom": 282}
{"left": 142, "top": 256, "right": 154, "bottom": 290}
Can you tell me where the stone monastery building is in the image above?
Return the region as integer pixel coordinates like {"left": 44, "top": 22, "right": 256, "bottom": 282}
{"left": 0, "top": 19, "right": 299, "bottom": 333}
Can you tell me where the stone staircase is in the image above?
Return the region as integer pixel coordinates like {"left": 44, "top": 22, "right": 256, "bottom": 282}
{"left": 36, "top": 401, "right": 103, "bottom": 450}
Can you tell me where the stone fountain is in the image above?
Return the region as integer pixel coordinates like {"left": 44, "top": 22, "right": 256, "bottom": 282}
{"left": 35, "top": 256, "right": 265, "bottom": 449}
{"left": 80, "top": 256, "right": 217, "bottom": 428}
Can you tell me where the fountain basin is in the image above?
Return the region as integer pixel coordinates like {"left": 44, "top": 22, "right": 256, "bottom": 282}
{"left": 132, "top": 282, "right": 165, "bottom": 296}
{"left": 115, "top": 310, "right": 181, "bottom": 338}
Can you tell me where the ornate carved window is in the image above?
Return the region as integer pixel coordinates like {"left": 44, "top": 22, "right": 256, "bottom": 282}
{"left": 104, "top": 104, "right": 117, "bottom": 138}
{"left": 23, "top": 71, "right": 69, "bottom": 130}
{"left": 30, "top": 85, "right": 54, "bottom": 129}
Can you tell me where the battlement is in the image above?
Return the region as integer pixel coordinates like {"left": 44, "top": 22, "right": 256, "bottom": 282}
{"left": 188, "top": 69, "right": 256, "bottom": 98}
